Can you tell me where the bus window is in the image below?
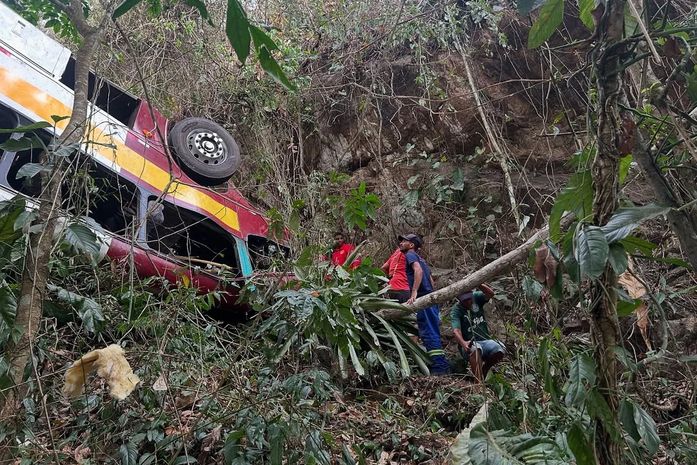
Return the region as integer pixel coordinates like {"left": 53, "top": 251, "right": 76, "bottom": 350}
{"left": 8, "top": 147, "right": 43, "bottom": 197}
{"left": 0, "top": 108, "right": 17, "bottom": 153}
{"left": 146, "top": 198, "right": 240, "bottom": 274}
{"left": 81, "top": 162, "right": 140, "bottom": 237}
{"left": 247, "top": 235, "right": 289, "bottom": 270}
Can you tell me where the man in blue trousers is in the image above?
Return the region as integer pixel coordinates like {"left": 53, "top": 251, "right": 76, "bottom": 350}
{"left": 399, "top": 233, "right": 450, "bottom": 375}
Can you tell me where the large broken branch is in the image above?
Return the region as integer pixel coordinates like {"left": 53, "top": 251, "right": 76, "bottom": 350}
{"left": 377, "top": 215, "right": 574, "bottom": 319}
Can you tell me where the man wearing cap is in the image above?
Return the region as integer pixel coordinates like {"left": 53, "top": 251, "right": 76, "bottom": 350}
{"left": 398, "top": 233, "right": 450, "bottom": 375}
{"left": 450, "top": 283, "right": 504, "bottom": 382}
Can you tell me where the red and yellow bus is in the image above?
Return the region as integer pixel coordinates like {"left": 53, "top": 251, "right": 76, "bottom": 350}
{"left": 0, "top": 3, "right": 287, "bottom": 310}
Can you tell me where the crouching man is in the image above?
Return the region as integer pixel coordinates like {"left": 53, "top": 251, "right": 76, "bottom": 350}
{"left": 450, "top": 283, "right": 504, "bottom": 382}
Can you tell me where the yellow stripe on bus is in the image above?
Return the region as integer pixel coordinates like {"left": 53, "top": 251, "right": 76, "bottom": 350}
{"left": 0, "top": 66, "right": 240, "bottom": 232}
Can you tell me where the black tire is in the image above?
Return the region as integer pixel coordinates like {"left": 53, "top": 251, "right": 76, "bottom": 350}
{"left": 168, "top": 117, "right": 241, "bottom": 186}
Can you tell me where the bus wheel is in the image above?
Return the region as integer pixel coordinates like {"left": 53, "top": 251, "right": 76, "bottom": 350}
{"left": 168, "top": 117, "right": 241, "bottom": 185}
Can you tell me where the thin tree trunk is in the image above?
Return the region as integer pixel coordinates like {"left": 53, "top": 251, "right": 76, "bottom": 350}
{"left": 376, "top": 214, "right": 575, "bottom": 319}
{"left": 589, "top": 1, "right": 625, "bottom": 463}
{"left": 0, "top": 27, "right": 100, "bottom": 421}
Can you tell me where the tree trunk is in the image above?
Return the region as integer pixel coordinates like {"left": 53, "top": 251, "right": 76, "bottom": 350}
{"left": 376, "top": 214, "right": 575, "bottom": 319}
{"left": 0, "top": 29, "right": 100, "bottom": 422}
{"left": 589, "top": 1, "right": 625, "bottom": 463}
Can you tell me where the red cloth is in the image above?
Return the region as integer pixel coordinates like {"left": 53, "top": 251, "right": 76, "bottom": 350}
{"left": 331, "top": 243, "right": 355, "bottom": 266}
{"left": 383, "top": 249, "right": 409, "bottom": 291}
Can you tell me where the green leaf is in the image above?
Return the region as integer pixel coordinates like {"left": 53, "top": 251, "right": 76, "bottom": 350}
{"left": 567, "top": 422, "right": 596, "bottom": 465}
{"left": 374, "top": 314, "right": 411, "bottom": 377}
{"left": 63, "top": 222, "right": 101, "bottom": 257}
{"left": 112, "top": 0, "right": 143, "bottom": 19}
{"left": 607, "top": 243, "right": 628, "bottom": 274}
{"left": 633, "top": 402, "right": 660, "bottom": 454}
{"left": 249, "top": 25, "right": 279, "bottom": 53}
{"left": 16, "top": 163, "right": 47, "bottom": 179}
{"left": 0, "top": 200, "right": 25, "bottom": 243}
{"left": 268, "top": 423, "right": 284, "bottom": 465}
{"left": 550, "top": 170, "right": 593, "bottom": 240}
{"left": 119, "top": 442, "right": 138, "bottom": 465}
{"left": 0, "top": 121, "right": 51, "bottom": 133}
{"left": 226, "top": 0, "right": 251, "bottom": 64}
{"left": 527, "top": 0, "right": 565, "bottom": 49}
{"left": 574, "top": 225, "right": 609, "bottom": 279}
{"left": 172, "top": 456, "right": 196, "bottom": 465}
{"left": 620, "top": 235, "right": 656, "bottom": 256}
{"left": 619, "top": 399, "right": 641, "bottom": 442}
{"left": 451, "top": 168, "right": 465, "bottom": 191}
{"left": 577, "top": 0, "right": 597, "bottom": 30}
{"left": 50, "top": 115, "right": 70, "bottom": 123}
{"left": 258, "top": 46, "right": 296, "bottom": 91}
{"left": 468, "top": 424, "right": 568, "bottom": 464}
{"left": 601, "top": 204, "right": 670, "bottom": 243}
{"left": 619, "top": 154, "right": 633, "bottom": 184}
{"left": 617, "top": 299, "right": 642, "bottom": 317}
{"left": 0, "top": 136, "right": 44, "bottom": 152}
{"left": 0, "top": 286, "right": 17, "bottom": 327}
{"left": 78, "top": 298, "right": 105, "bottom": 334}
{"left": 403, "top": 189, "right": 419, "bottom": 208}
{"left": 183, "top": 0, "right": 212, "bottom": 24}
{"left": 346, "top": 340, "right": 365, "bottom": 376}
{"left": 522, "top": 275, "right": 544, "bottom": 301}
{"left": 564, "top": 353, "right": 596, "bottom": 407}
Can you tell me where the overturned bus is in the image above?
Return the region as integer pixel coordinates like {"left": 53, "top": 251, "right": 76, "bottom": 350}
{"left": 0, "top": 2, "right": 287, "bottom": 310}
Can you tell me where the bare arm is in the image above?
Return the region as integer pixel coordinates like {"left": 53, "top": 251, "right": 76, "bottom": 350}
{"left": 453, "top": 328, "right": 470, "bottom": 351}
{"left": 407, "top": 261, "right": 423, "bottom": 304}
{"left": 381, "top": 260, "right": 390, "bottom": 275}
{"left": 479, "top": 283, "right": 495, "bottom": 300}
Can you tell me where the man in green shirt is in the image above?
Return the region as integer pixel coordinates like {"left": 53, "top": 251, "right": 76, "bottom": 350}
{"left": 450, "top": 283, "right": 505, "bottom": 382}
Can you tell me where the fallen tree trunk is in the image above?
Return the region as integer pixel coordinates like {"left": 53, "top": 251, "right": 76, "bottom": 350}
{"left": 377, "top": 215, "right": 574, "bottom": 319}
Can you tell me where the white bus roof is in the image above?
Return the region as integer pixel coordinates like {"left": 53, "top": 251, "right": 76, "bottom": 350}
{"left": 0, "top": 2, "right": 71, "bottom": 79}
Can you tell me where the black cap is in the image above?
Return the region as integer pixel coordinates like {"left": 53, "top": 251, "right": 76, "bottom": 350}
{"left": 398, "top": 233, "right": 422, "bottom": 248}
{"left": 457, "top": 291, "right": 474, "bottom": 304}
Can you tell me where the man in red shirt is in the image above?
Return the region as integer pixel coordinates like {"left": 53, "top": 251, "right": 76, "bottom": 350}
{"left": 381, "top": 247, "right": 411, "bottom": 302}
{"left": 330, "top": 232, "right": 360, "bottom": 268}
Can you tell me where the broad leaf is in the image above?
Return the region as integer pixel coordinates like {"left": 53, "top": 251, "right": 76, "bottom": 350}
{"left": 564, "top": 353, "right": 596, "bottom": 407}
{"left": 620, "top": 235, "right": 656, "bottom": 256}
{"left": 0, "top": 121, "right": 51, "bottom": 133}
{"left": 607, "top": 243, "right": 628, "bottom": 274}
{"left": 250, "top": 25, "right": 279, "bottom": 53}
{"left": 16, "top": 162, "right": 47, "bottom": 179}
{"left": 601, "top": 204, "right": 670, "bottom": 243}
{"left": 0, "top": 200, "right": 25, "bottom": 243}
{"left": 259, "top": 46, "right": 296, "bottom": 91}
{"left": 619, "top": 154, "right": 633, "bottom": 184}
{"left": 574, "top": 225, "right": 609, "bottom": 279}
{"left": 616, "top": 298, "right": 642, "bottom": 317}
{"left": 567, "top": 422, "right": 595, "bottom": 465}
{"left": 184, "top": 0, "right": 212, "bottom": 24}
{"left": 633, "top": 402, "right": 660, "bottom": 454}
{"left": 113, "top": 0, "right": 143, "bottom": 20}
{"left": 119, "top": 442, "right": 139, "bottom": 465}
{"left": 550, "top": 170, "right": 593, "bottom": 240}
{"left": 527, "top": 0, "right": 564, "bottom": 48}
{"left": 468, "top": 424, "right": 568, "bottom": 464}
{"left": 63, "top": 222, "right": 102, "bottom": 257}
{"left": 0, "top": 286, "right": 17, "bottom": 327}
{"left": 0, "top": 136, "right": 43, "bottom": 152}
{"left": 78, "top": 298, "right": 105, "bottom": 334}
{"left": 577, "top": 0, "right": 597, "bottom": 30}
{"left": 619, "top": 400, "right": 659, "bottom": 454}
{"left": 226, "top": 0, "right": 251, "bottom": 64}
